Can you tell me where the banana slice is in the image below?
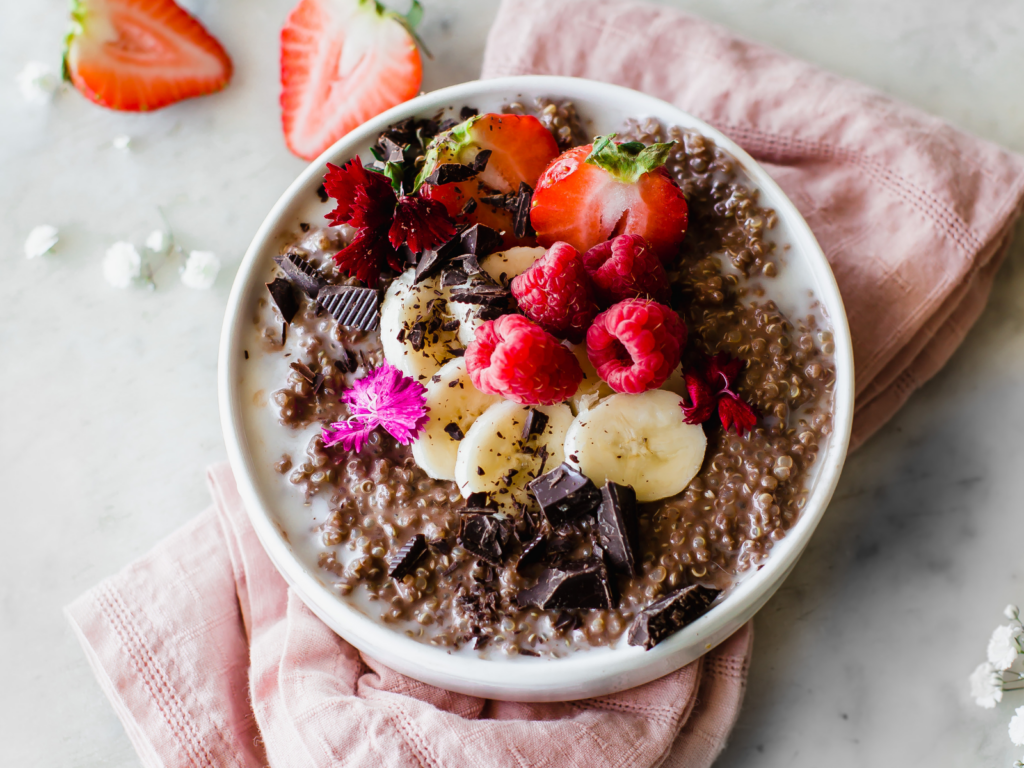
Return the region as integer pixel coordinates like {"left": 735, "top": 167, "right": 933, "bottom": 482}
{"left": 411, "top": 358, "right": 502, "bottom": 481}
{"left": 479, "top": 246, "right": 546, "bottom": 286}
{"left": 563, "top": 390, "right": 706, "bottom": 502}
{"left": 567, "top": 342, "right": 615, "bottom": 413}
{"left": 455, "top": 400, "right": 573, "bottom": 498}
{"left": 662, "top": 363, "right": 687, "bottom": 398}
{"left": 380, "top": 269, "right": 459, "bottom": 382}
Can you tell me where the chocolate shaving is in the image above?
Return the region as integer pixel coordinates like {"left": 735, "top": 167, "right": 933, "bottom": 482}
{"left": 421, "top": 149, "right": 491, "bottom": 187}
{"left": 460, "top": 223, "right": 502, "bottom": 257}
{"left": 627, "top": 585, "right": 720, "bottom": 650}
{"left": 513, "top": 182, "right": 534, "bottom": 238}
{"left": 275, "top": 251, "right": 326, "bottom": 299}
{"left": 528, "top": 462, "right": 602, "bottom": 526}
{"left": 597, "top": 482, "right": 640, "bottom": 576}
{"left": 334, "top": 347, "right": 357, "bottom": 374}
{"left": 457, "top": 513, "right": 512, "bottom": 566}
{"left": 311, "top": 372, "right": 326, "bottom": 395}
{"left": 317, "top": 285, "right": 380, "bottom": 330}
{"left": 448, "top": 284, "right": 511, "bottom": 306}
{"left": 266, "top": 278, "right": 299, "bottom": 324}
{"left": 290, "top": 361, "right": 317, "bottom": 383}
{"left": 553, "top": 611, "right": 581, "bottom": 632}
{"left": 517, "top": 559, "right": 615, "bottom": 610}
{"left": 535, "top": 444, "right": 550, "bottom": 478}
{"left": 520, "top": 409, "right": 549, "bottom": 442}
{"left": 444, "top": 422, "right": 465, "bottom": 441}
{"left": 388, "top": 534, "right": 428, "bottom": 580}
{"left": 316, "top": 184, "right": 329, "bottom": 203}
{"left": 460, "top": 197, "right": 478, "bottom": 216}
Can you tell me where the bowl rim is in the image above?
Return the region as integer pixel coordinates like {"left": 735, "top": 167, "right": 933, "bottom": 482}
{"left": 218, "top": 74, "right": 855, "bottom": 701}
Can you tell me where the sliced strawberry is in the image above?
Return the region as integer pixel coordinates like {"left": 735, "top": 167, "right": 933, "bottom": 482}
{"left": 530, "top": 137, "right": 689, "bottom": 264}
{"left": 416, "top": 113, "right": 559, "bottom": 246}
{"left": 63, "top": 0, "right": 232, "bottom": 112}
{"left": 281, "top": 0, "right": 423, "bottom": 161}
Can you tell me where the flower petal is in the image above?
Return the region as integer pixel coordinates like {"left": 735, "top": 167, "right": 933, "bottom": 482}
{"left": 718, "top": 392, "right": 758, "bottom": 435}
{"left": 681, "top": 370, "right": 716, "bottom": 424}
{"left": 388, "top": 196, "right": 456, "bottom": 254}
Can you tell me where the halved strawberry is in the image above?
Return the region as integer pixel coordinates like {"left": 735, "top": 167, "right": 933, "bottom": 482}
{"left": 416, "top": 113, "right": 559, "bottom": 246}
{"left": 530, "top": 136, "right": 689, "bottom": 264}
{"left": 281, "top": 0, "right": 423, "bottom": 161}
{"left": 63, "top": 0, "right": 232, "bottom": 112}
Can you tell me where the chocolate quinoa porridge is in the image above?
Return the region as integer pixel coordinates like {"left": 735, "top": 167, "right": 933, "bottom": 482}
{"left": 248, "top": 100, "right": 835, "bottom": 658}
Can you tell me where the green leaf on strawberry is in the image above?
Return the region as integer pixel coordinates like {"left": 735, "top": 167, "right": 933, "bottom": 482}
{"left": 585, "top": 134, "right": 675, "bottom": 184}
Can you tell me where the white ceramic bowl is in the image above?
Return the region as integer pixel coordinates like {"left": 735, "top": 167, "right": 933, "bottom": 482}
{"left": 219, "top": 75, "right": 855, "bottom": 702}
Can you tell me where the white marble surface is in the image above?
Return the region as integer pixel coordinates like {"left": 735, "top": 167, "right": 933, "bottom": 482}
{"left": 2, "top": 0, "right": 1023, "bottom": 765}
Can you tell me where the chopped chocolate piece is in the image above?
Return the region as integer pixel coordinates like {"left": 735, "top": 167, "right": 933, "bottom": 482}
{"left": 441, "top": 319, "right": 460, "bottom": 333}
{"left": 448, "top": 283, "right": 511, "bottom": 306}
{"left": 452, "top": 252, "right": 484, "bottom": 276}
{"left": 311, "top": 372, "right": 326, "bottom": 395}
{"left": 470, "top": 635, "right": 489, "bottom": 651}
{"left": 289, "top": 361, "right": 317, "bottom": 383}
{"left": 274, "top": 251, "right": 326, "bottom": 299}
{"left": 627, "top": 585, "right": 721, "bottom": 650}
{"left": 447, "top": 346, "right": 466, "bottom": 357}
{"left": 441, "top": 559, "right": 460, "bottom": 578}
{"left": 421, "top": 151, "right": 490, "bottom": 186}
{"left": 528, "top": 462, "right": 602, "bottom": 526}
{"left": 407, "top": 321, "right": 426, "bottom": 351}
{"left": 299, "top": 222, "right": 310, "bottom": 232}
{"left": 513, "top": 182, "right": 534, "bottom": 238}
{"left": 460, "top": 197, "right": 478, "bottom": 216}
{"left": 457, "top": 513, "right": 511, "bottom": 566}
{"left": 334, "top": 347, "right": 357, "bottom": 374}
{"left": 464, "top": 492, "right": 489, "bottom": 508}
{"left": 388, "top": 534, "right": 428, "bottom": 580}
{"left": 427, "top": 536, "right": 453, "bottom": 555}
{"left": 437, "top": 117, "right": 459, "bottom": 133}
{"left": 317, "top": 285, "right": 380, "bottom": 330}
{"left": 460, "top": 106, "right": 478, "bottom": 120}
{"left": 281, "top": 322, "right": 287, "bottom": 346}
{"left": 520, "top": 409, "right": 549, "bottom": 442}
{"left": 441, "top": 267, "right": 469, "bottom": 287}
{"left": 480, "top": 190, "right": 518, "bottom": 212}
{"left": 597, "top": 482, "right": 640, "bottom": 575}
{"left": 553, "top": 611, "right": 581, "bottom": 632}
{"left": 517, "top": 560, "right": 614, "bottom": 610}
{"left": 378, "top": 135, "right": 407, "bottom": 163}
{"left": 316, "top": 184, "right": 329, "bottom": 203}
{"left": 266, "top": 278, "right": 299, "bottom": 324}
{"left": 443, "top": 422, "right": 465, "bottom": 441}
{"left": 244, "top": 350, "right": 249, "bottom": 360}
{"left": 414, "top": 235, "right": 462, "bottom": 284}
{"left": 515, "top": 531, "right": 547, "bottom": 573}
{"left": 519, "top": 649, "right": 540, "bottom": 657}
{"left": 460, "top": 223, "right": 502, "bottom": 257}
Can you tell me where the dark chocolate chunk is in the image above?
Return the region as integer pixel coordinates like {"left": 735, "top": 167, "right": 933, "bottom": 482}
{"left": 457, "top": 513, "right": 511, "bottom": 566}
{"left": 513, "top": 182, "right": 534, "bottom": 238}
{"left": 407, "top": 321, "right": 426, "bottom": 351}
{"left": 317, "top": 285, "right": 380, "bottom": 330}
{"left": 299, "top": 222, "right": 310, "bottom": 232}
{"left": 480, "top": 190, "right": 518, "bottom": 212}
{"left": 520, "top": 409, "right": 549, "bottom": 442}
{"left": 460, "top": 223, "right": 502, "bottom": 257}
{"left": 275, "top": 251, "right": 326, "bottom": 299}
{"left": 519, "top": 648, "right": 540, "bottom": 657}
{"left": 470, "top": 635, "right": 489, "bottom": 651}
{"left": 444, "top": 422, "right": 465, "bottom": 441}
{"left": 460, "top": 197, "right": 478, "bottom": 216}
{"left": 311, "top": 371, "right": 326, "bottom": 394}
{"left": 437, "top": 117, "right": 459, "bottom": 133}
{"left": 452, "top": 252, "right": 484, "bottom": 276}
{"left": 427, "top": 536, "right": 452, "bottom": 555}
{"left": 388, "top": 534, "right": 428, "bottom": 580}
{"left": 378, "top": 135, "right": 407, "bottom": 163}
{"left": 414, "top": 235, "right": 462, "bottom": 284}
{"left": 464, "top": 492, "right": 489, "bottom": 508}
{"left": 535, "top": 444, "right": 550, "bottom": 478}
{"left": 316, "top": 184, "right": 329, "bottom": 203}
{"left": 528, "top": 462, "right": 602, "bottom": 526}
{"left": 597, "top": 482, "right": 640, "bottom": 575}
{"left": 266, "top": 278, "right": 299, "bottom": 324}
{"left": 627, "top": 585, "right": 721, "bottom": 650}
{"left": 334, "top": 347, "right": 357, "bottom": 374}
{"left": 441, "top": 267, "right": 469, "bottom": 287}
{"left": 553, "top": 611, "right": 581, "bottom": 632}
{"left": 516, "top": 559, "right": 614, "bottom": 610}
{"left": 421, "top": 150, "right": 491, "bottom": 187}
{"left": 460, "top": 106, "right": 478, "bottom": 120}
{"left": 515, "top": 531, "right": 547, "bottom": 573}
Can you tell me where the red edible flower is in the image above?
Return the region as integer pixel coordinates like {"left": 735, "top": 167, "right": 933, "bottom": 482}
{"left": 322, "top": 363, "right": 430, "bottom": 452}
{"left": 681, "top": 353, "right": 759, "bottom": 435}
{"left": 324, "top": 157, "right": 455, "bottom": 286}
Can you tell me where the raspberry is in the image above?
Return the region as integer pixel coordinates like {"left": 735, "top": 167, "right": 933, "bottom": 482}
{"left": 510, "top": 242, "right": 598, "bottom": 343}
{"left": 466, "top": 315, "right": 583, "bottom": 405}
{"left": 587, "top": 299, "right": 687, "bottom": 394}
{"left": 582, "top": 234, "right": 670, "bottom": 306}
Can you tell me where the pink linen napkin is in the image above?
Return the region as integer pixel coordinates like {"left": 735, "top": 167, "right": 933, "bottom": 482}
{"left": 482, "top": 0, "right": 1024, "bottom": 449}
{"left": 66, "top": 464, "right": 753, "bottom": 768}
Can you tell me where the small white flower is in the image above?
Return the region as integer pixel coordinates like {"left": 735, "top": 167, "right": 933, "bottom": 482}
{"left": 24, "top": 225, "right": 59, "bottom": 259}
{"left": 988, "top": 624, "right": 1023, "bottom": 671}
{"left": 970, "top": 662, "right": 1003, "bottom": 708}
{"left": 1010, "top": 706, "right": 1024, "bottom": 746}
{"left": 112, "top": 135, "right": 132, "bottom": 151}
{"left": 16, "top": 61, "right": 59, "bottom": 104}
{"left": 1006, "top": 605, "right": 1019, "bottom": 621}
{"left": 180, "top": 250, "right": 220, "bottom": 290}
{"left": 103, "top": 242, "right": 142, "bottom": 288}
{"left": 146, "top": 230, "right": 169, "bottom": 254}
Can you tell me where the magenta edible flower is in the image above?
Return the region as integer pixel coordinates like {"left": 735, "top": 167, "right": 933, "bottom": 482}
{"left": 322, "top": 363, "right": 430, "bottom": 452}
